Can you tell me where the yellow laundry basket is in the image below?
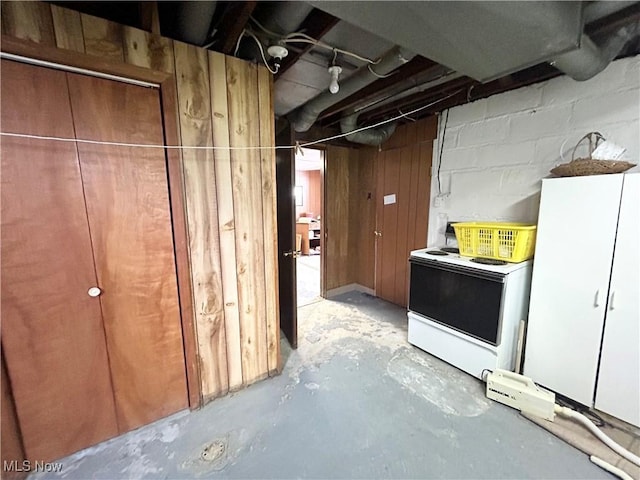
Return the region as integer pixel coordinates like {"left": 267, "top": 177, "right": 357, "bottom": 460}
{"left": 452, "top": 222, "right": 537, "bottom": 262}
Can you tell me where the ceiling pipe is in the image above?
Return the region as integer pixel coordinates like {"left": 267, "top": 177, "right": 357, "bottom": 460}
{"left": 290, "top": 46, "right": 416, "bottom": 132}
{"left": 551, "top": 23, "right": 639, "bottom": 81}
{"left": 173, "top": 1, "right": 219, "bottom": 46}
{"left": 340, "top": 112, "right": 397, "bottom": 146}
{"left": 253, "top": 3, "right": 314, "bottom": 37}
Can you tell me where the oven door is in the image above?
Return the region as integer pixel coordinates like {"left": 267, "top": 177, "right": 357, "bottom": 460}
{"left": 408, "top": 257, "right": 506, "bottom": 345}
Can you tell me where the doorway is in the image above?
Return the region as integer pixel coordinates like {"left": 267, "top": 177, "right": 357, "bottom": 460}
{"left": 295, "top": 148, "right": 324, "bottom": 306}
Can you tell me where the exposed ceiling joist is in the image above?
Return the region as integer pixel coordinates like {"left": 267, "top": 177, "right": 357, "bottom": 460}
{"left": 275, "top": 9, "right": 339, "bottom": 79}
{"left": 218, "top": 1, "right": 257, "bottom": 54}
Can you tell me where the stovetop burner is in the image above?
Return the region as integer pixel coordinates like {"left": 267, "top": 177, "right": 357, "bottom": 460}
{"left": 471, "top": 258, "right": 508, "bottom": 266}
{"left": 440, "top": 247, "right": 460, "bottom": 254}
{"left": 426, "top": 250, "right": 449, "bottom": 256}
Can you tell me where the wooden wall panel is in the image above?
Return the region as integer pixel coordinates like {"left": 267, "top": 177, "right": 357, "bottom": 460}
{"left": 80, "top": 14, "right": 124, "bottom": 61}
{"left": 2, "top": 2, "right": 279, "bottom": 407}
{"left": 258, "top": 67, "right": 281, "bottom": 375}
{"left": 1, "top": 2, "right": 55, "bottom": 45}
{"left": 355, "top": 148, "right": 377, "bottom": 289}
{"left": 123, "top": 26, "right": 174, "bottom": 74}
{"left": 325, "top": 145, "right": 354, "bottom": 291}
{"left": 50, "top": 5, "right": 84, "bottom": 52}
{"left": 209, "top": 51, "right": 243, "bottom": 390}
{"left": 227, "top": 56, "right": 269, "bottom": 385}
{"left": 174, "top": 41, "right": 229, "bottom": 400}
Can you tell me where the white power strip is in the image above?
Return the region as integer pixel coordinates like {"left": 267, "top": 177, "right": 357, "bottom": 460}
{"left": 486, "top": 369, "right": 556, "bottom": 421}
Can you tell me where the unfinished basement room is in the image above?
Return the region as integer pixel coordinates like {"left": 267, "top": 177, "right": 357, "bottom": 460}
{"left": 1, "top": 1, "right": 639, "bottom": 479}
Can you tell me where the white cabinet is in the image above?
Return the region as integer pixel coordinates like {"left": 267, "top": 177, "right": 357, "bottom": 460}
{"left": 524, "top": 173, "right": 639, "bottom": 426}
{"left": 595, "top": 174, "right": 640, "bottom": 426}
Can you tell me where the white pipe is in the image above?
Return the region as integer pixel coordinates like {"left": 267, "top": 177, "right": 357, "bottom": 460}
{"left": 590, "top": 456, "right": 634, "bottom": 480}
{"left": 554, "top": 405, "right": 640, "bottom": 467}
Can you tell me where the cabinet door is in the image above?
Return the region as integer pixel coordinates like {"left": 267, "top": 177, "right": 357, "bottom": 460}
{"left": 0, "top": 60, "right": 118, "bottom": 461}
{"left": 595, "top": 174, "right": 640, "bottom": 426}
{"left": 524, "top": 175, "right": 623, "bottom": 406}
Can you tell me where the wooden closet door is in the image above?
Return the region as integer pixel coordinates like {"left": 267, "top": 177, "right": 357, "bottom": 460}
{"left": 66, "top": 73, "right": 188, "bottom": 432}
{"left": 0, "top": 60, "right": 118, "bottom": 461}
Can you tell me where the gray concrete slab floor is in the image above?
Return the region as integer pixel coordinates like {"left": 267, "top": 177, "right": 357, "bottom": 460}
{"left": 31, "top": 292, "right": 613, "bottom": 479}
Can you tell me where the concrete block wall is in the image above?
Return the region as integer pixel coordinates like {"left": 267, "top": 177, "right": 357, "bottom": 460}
{"left": 428, "top": 55, "right": 640, "bottom": 246}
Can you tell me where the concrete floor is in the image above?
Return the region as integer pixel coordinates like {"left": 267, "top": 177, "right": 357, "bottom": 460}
{"left": 32, "top": 292, "right": 613, "bottom": 479}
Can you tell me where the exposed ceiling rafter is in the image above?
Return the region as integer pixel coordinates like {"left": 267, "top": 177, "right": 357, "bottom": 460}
{"left": 218, "top": 1, "right": 257, "bottom": 55}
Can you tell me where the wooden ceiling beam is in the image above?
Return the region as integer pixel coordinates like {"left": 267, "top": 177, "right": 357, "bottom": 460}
{"left": 275, "top": 9, "right": 339, "bottom": 79}
{"left": 361, "top": 63, "right": 561, "bottom": 125}
{"left": 218, "top": 1, "right": 257, "bottom": 55}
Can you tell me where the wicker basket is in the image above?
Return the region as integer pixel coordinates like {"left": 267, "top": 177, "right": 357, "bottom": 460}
{"left": 550, "top": 132, "right": 635, "bottom": 177}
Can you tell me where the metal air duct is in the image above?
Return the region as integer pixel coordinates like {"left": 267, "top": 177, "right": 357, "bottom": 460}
{"left": 552, "top": 24, "right": 639, "bottom": 81}
{"left": 290, "top": 46, "right": 416, "bottom": 132}
{"left": 340, "top": 113, "right": 397, "bottom": 146}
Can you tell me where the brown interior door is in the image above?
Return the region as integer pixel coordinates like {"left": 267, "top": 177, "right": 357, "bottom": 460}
{"left": 375, "top": 125, "right": 432, "bottom": 306}
{"left": 275, "top": 122, "right": 297, "bottom": 348}
{"left": 0, "top": 60, "right": 119, "bottom": 461}
{"left": 66, "top": 73, "right": 189, "bottom": 432}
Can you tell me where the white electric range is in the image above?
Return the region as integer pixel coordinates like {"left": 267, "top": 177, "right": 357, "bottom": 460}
{"left": 407, "top": 247, "right": 533, "bottom": 379}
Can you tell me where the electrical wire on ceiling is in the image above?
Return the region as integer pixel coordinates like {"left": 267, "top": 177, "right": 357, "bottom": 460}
{"left": 436, "top": 108, "right": 450, "bottom": 195}
{"left": 245, "top": 15, "right": 381, "bottom": 67}
{"left": 243, "top": 30, "right": 279, "bottom": 74}
{"left": 0, "top": 89, "right": 463, "bottom": 152}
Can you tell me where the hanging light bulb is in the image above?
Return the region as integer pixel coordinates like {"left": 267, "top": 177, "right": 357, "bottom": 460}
{"left": 328, "top": 65, "right": 342, "bottom": 94}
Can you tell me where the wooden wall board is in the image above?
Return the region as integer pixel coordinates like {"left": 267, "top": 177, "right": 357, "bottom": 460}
{"left": 348, "top": 150, "right": 361, "bottom": 283}
{"left": 258, "top": 66, "right": 281, "bottom": 375}
{"left": 325, "top": 145, "right": 353, "bottom": 290}
{"left": 1, "top": 2, "right": 55, "bottom": 46}
{"left": 226, "top": 56, "right": 269, "bottom": 385}
{"left": 174, "top": 41, "right": 229, "bottom": 400}
{"left": 355, "top": 148, "right": 376, "bottom": 289}
{"left": 160, "top": 77, "right": 202, "bottom": 408}
{"left": 393, "top": 144, "right": 414, "bottom": 306}
{"left": 50, "top": 5, "right": 84, "bottom": 53}
{"left": 208, "top": 50, "right": 243, "bottom": 391}
{"left": 123, "top": 26, "right": 174, "bottom": 74}
{"left": 67, "top": 73, "right": 189, "bottom": 432}
{"left": 80, "top": 14, "right": 124, "bottom": 61}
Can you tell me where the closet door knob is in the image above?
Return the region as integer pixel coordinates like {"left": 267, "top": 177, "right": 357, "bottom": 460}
{"left": 87, "top": 287, "right": 102, "bottom": 297}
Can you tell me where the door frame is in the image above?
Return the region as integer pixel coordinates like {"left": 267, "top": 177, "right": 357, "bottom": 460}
{"left": 1, "top": 36, "right": 202, "bottom": 409}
